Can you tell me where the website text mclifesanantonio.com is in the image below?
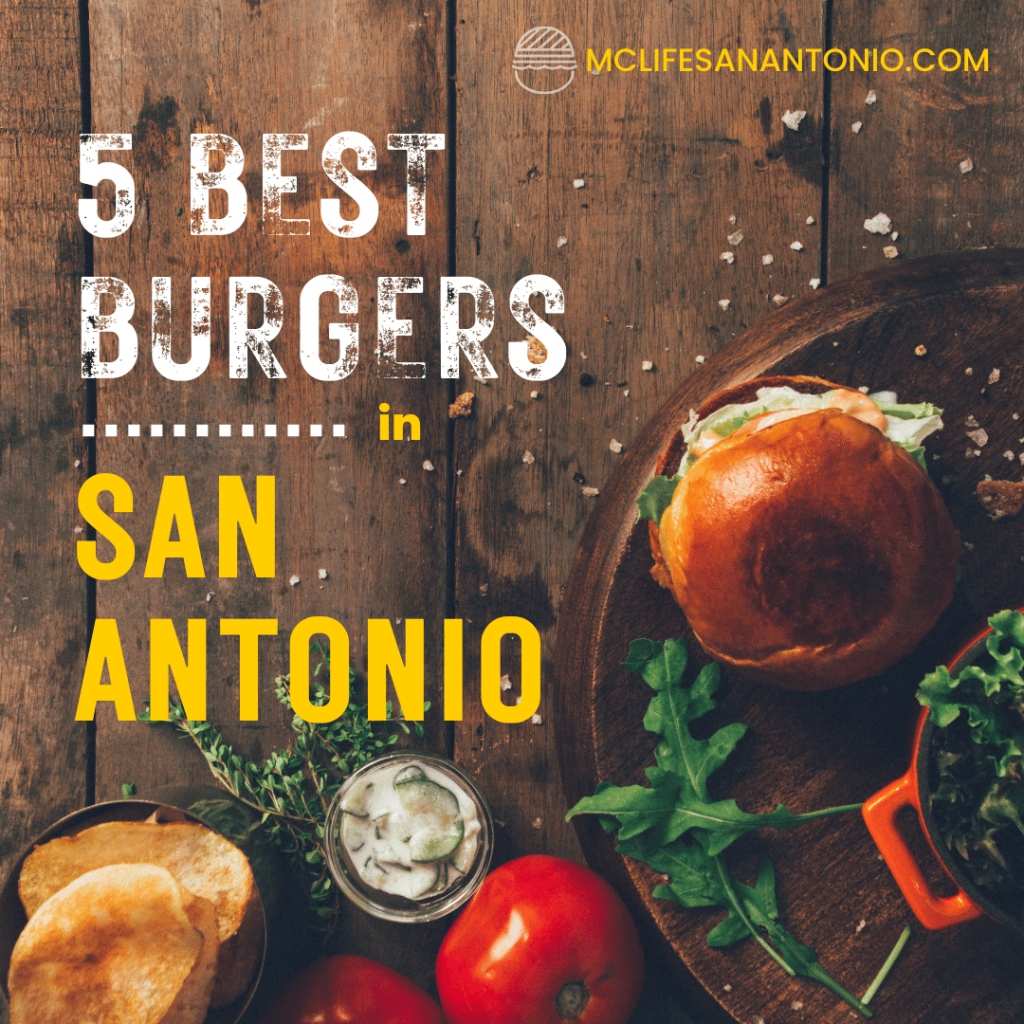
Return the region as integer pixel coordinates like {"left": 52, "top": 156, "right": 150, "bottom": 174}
{"left": 587, "top": 47, "right": 989, "bottom": 74}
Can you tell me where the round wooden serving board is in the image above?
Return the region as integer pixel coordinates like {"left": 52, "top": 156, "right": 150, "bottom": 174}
{"left": 555, "top": 250, "right": 1024, "bottom": 1024}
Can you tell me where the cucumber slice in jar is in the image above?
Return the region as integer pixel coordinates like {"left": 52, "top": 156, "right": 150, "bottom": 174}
{"left": 394, "top": 765, "right": 428, "bottom": 785}
{"left": 450, "top": 828, "right": 479, "bottom": 874}
{"left": 341, "top": 810, "right": 368, "bottom": 852}
{"left": 395, "top": 776, "right": 465, "bottom": 863}
{"left": 406, "top": 862, "right": 442, "bottom": 899}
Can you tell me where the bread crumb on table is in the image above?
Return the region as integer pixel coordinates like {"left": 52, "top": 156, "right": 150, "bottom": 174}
{"left": 527, "top": 336, "right": 548, "bottom": 364}
{"left": 781, "top": 109, "right": 806, "bottom": 131}
{"left": 864, "top": 212, "right": 892, "bottom": 234}
{"left": 884, "top": 245, "right": 899, "bottom": 259}
{"left": 448, "top": 391, "right": 474, "bottom": 418}
{"left": 978, "top": 480, "right": 1024, "bottom": 519}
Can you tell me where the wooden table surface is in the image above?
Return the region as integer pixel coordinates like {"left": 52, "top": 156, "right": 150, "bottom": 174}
{"left": 1, "top": 3, "right": 1022, "bottom": 1022}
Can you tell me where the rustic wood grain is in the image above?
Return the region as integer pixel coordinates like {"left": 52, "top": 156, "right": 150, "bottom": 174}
{"left": 86, "top": 0, "right": 450, "bottom": 992}
{"left": 829, "top": 0, "right": 1024, "bottom": 278}
{"left": 451, "top": 0, "right": 826, "bottom": 873}
{"left": 0, "top": 0, "right": 89, "bottom": 884}
{"left": 556, "top": 250, "right": 1024, "bottom": 1024}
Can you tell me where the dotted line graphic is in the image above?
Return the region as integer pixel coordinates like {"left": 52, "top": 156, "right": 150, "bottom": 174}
{"left": 82, "top": 424, "right": 346, "bottom": 438}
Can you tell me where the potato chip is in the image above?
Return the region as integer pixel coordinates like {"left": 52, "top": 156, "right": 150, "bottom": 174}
{"left": 8, "top": 864, "right": 202, "bottom": 1024}
{"left": 19, "top": 821, "right": 253, "bottom": 942}
{"left": 209, "top": 887, "right": 263, "bottom": 1009}
{"left": 162, "top": 887, "right": 219, "bottom": 1024}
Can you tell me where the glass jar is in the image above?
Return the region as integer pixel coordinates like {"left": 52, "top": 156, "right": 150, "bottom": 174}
{"left": 324, "top": 751, "right": 494, "bottom": 922}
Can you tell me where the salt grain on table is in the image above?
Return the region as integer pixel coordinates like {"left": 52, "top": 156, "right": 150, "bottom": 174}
{"left": 720, "top": 252, "right": 735, "bottom": 264}
{"left": 573, "top": 178, "right": 585, "bottom": 188}
{"left": 772, "top": 294, "right": 788, "bottom": 306}
{"left": 642, "top": 360, "right": 654, "bottom": 371}
{"left": 581, "top": 486, "right": 600, "bottom": 497}
{"left": 762, "top": 254, "right": 774, "bottom": 265}
{"left": 810, "top": 278, "right": 821, "bottom": 289}
{"left": 960, "top": 157, "right": 974, "bottom": 174}
{"left": 609, "top": 439, "right": 623, "bottom": 453}
{"left": 523, "top": 450, "right": 535, "bottom": 464}
{"left": 864, "top": 212, "right": 893, "bottom": 234}
{"left": 966, "top": 367, "right": 974, "bottom": 375}
{"left": 695, "top": 355, "right": 705, "bottom": 363}
{"left": 557, "top": 236, "right": 568, "bottom": 248}
{"left": 884, "top": 245, "right": 899, "bottom": 259}
{"left": 989, "top": 368, "right": 1001, "bottom": 384}
{"left": 727, "top": 230, "right": 744, "bottom": 246}
{"left": 423, "top": 459, "right": 435, "bottom": 471}
{"left": 967, "top": 428, "right": 989, "bottom": 447}
{"left": 289, "top": 574, "right": 300, "bottom": 586}
{"left": 866, "top": 89, "right": 878, "bottom": 104}
{"left": 718, "top": 299, "right": 730, "bottom": 310}
{"left": 531, "top": 713, "right": 543, "bottom": 724}
{"left": 806, "top": 215, "right": 816, "bottom": 225}
{"left": 852, "top": 121, "right": 863, "bottom": 134}
{"left": 781, "top": 109, "right": 806, "bottom": 130}
{"left": 790, "top": 241, "right": 804, "bottom": 250}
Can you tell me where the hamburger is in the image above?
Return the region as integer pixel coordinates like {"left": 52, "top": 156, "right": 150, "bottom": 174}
{"left": 642, "top": 375, "right": 960, "bottom": 691}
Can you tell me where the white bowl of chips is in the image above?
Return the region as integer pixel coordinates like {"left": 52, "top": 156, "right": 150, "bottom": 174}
{"left": 0, "top": 800, "right": 265, "bottom": 1024}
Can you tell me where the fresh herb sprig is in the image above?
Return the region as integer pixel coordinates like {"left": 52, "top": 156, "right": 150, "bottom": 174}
{"left": 566, "top": 637, "right": 872, "bottom": 1016}
{"left": 917, "top": 609, "right": 1024, "bottom": 905}
{"left": 145, "top": 662, "right": 425, "bottom": 936}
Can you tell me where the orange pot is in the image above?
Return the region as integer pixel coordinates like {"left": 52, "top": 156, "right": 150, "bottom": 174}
{"left": 862, "top": 614, "right": 1023, "bottom": 932}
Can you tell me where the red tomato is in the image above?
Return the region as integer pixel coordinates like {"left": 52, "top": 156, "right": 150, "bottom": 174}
{"left": 256, "top": 954, "right": 446, "bottom": 1024}
{"left": 436, "top": 855, "right": 644, "bottom": 1024}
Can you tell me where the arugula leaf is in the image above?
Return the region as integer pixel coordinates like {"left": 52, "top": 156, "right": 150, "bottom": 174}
{"left": 568, "top": 783, "right": 677, "bottom": 841}
{"left": 636, "top": 474, "right": 680, "bottom": 523}
{"left": 623, "top": 636, "right": 689, "bottom": 692}
{"left": 666, "top": 794, "right": 863, "bottom": 857}
{"left": 567, "top": 637, "right": 868, "bottom": 1015}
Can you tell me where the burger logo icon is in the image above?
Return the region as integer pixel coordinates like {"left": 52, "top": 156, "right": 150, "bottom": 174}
{"left": 513, "top": 26, "right": 577, "bottom": 95}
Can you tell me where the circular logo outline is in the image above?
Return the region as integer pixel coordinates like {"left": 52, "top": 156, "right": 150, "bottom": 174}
{"left": 513, "top": 26, "right": 577, "bottom": 96}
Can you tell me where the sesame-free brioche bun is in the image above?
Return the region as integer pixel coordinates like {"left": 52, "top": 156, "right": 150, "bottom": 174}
{"left": 649, "top": 375, "right": 960, "bottom": 691}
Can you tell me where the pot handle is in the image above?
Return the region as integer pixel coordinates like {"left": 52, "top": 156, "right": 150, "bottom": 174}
{"left": 862, "top": 773, "right": 983, "bottom": 930}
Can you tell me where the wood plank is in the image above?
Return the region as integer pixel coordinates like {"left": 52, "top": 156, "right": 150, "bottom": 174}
{"left": 0, "top": 0, "right": 88, "bottom": 881}
{"left": 452, "top": 3, "right": 824, "bottom": 862}
{"left": 86, "top": 0, "right": 449, "bottom": 983}
{"left": 829, "top": 3, "right": 1024, "bottom": 277}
